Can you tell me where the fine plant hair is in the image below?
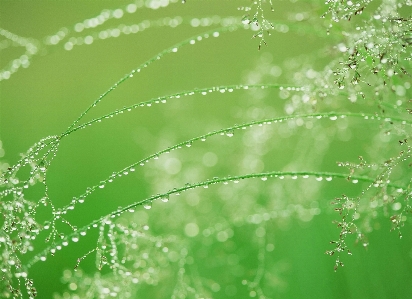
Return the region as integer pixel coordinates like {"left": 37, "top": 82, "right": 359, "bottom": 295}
{"left": 1, "top": 0, "right": 411, "bottom": 298}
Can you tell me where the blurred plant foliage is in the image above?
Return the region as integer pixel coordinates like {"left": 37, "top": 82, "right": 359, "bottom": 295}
{"left": 0, "top": 0, "right": 411, "bottom": 298}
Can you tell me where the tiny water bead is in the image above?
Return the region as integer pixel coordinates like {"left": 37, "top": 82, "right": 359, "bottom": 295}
{"left": 143, "top": 202, "right": 152, "bottom": 210}
{"left": 71, "top": 233, "right": 80, "bottom": 243}
{"left": 225, "top": 130, "right": 234, "bottom": 137}
{"left": 160, "top": 195, "right": 169, "bottom": 202}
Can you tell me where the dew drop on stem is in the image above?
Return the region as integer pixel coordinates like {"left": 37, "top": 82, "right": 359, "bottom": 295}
{"left": 226, "top": 130, "right": 234, "bottom": 137}
{"left": 71, "top": 233, "right": 79, "bottom": 243}
{"left": 160, "top": 194, "right": 169, "bottom": 202}
{"left": 143, "top": 202, "right": 152, "bottom": 210}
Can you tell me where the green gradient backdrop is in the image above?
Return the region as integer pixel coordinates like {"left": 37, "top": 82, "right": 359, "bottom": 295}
{"left": 1, "top": 1, "right": 411, "bottom": 298}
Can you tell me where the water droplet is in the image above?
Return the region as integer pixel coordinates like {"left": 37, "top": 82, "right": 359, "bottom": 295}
{"left": 242, "top": 18, "right": 250, "bottom": 25}
{"left": 143, "top": 202, "right": 152, "bottom": 209}
{"left": 225, "top": 130, "right": 234, "bottom": 137}
{"left": 160, "top": 195, "right": 169, "bottom": 202}
{"left": 43, "top": 221, "right": 50, "bottom": 230}
{"left": 71, "top": 233, "right": 79, "bottom": 242}
{"left": 261, "top": 176, "right": 268, "bottom": 181}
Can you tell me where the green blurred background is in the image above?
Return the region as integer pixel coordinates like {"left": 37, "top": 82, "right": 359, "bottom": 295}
{"left": 1, "top": 0, "right": 411, "bottom": 298}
